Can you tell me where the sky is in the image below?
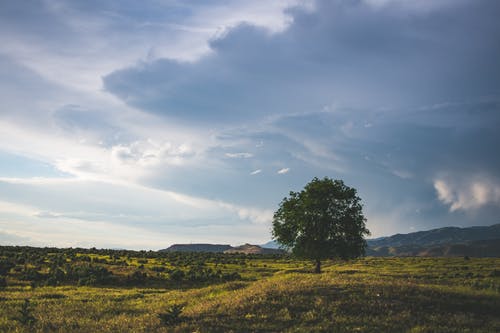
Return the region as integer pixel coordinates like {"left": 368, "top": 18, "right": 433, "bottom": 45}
{"left": 0, "top": 0, "right": 499, "bottom": 250}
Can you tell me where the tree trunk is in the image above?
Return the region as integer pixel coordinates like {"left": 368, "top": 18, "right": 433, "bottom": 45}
{"left": 314, "top": 259, "right": 321, "bottom": 274}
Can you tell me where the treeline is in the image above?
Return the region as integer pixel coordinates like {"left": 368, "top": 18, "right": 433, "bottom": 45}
{"left": 0, "top": 246, "right": 285, "bottom": 288}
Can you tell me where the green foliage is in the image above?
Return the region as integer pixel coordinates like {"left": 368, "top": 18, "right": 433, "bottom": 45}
{"left": 273, "top": 177, "right": 370, "bottom": 272}
{"left": 158, "top": 303, "right": 185, "bottom": 326}
{"left": 45, "top": 267, "right": 66, "bottom": 286}
{"left": 0, "top": 276, "right": 6, "bottom": 288}
{"left": 69, "top": 264, "right": 114, "bottom": 286}
{"left": 169, "top": 268, "right": 185, "bottom": 282}
{"left": 127, "top": 269, "right": 147, "bottom": 285}
{"left": 0, "top": 251, "right": 499, "bottom": 332}
{"left": 16, "top": 299, "right": 36, "bottom": 327}
{"left": 0, "top": 259, "right": 14, "bottom": 275}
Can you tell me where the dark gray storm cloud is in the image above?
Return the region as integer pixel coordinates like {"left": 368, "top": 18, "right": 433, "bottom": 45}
{"left": 103, "top": 0, "right": 500, "bottom": 121}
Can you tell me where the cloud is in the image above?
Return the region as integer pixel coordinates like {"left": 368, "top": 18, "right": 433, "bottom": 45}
{"left": 218, "top": 202, "right": 273, "bottom": 225}
{"left": 434, "top": 177, "right": 500, "bottom": 212}
{"left": 0, "top": 0, "right": 304, "bottom": 93}
{"left": 277, "top": 168, "right": 290, "bottom": 174}
{"left": 391, "top": 170, "right": 413, "bottom": 179}
{"left": 0, "top": 176, "right": 274, "bottom": 248}
{"left": 34, "top": 211, "right": 62, "bottom": 219}
{"left": 103, "top": 0, "right": 500, "bottom": 123}
{"left": 225, "top": 152, "right": 253, "bottom": 158}
{"left": 1, "top": 0, "right": 500, "bottom": 246}
{"left": 0, "top": 230, "right": 30, "bottom": 245}
{"left": 250, "top": 169, "right": 262, "bottom": 175}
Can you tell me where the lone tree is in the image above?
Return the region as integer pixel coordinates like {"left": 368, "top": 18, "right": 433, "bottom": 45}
{"left": 272, "top": 177, "right": 370, "bottom": 273}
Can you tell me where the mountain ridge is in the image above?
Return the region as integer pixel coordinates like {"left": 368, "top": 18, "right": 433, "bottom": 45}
{"left": 159, "top": 223, "right": 500, "bottom": 257}
{"left": 367, "top": 223, "right": 500, "bottom": 248}
{"left": 159, "top": 244, "right": 232, "bottom": 253}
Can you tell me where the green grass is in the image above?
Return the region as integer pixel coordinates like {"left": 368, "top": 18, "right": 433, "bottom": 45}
{"left": 0, "top": 253, "right": 499, "bottom": 332}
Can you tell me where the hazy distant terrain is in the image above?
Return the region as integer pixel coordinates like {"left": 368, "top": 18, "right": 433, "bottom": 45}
{"left": 367, "top": 224, "right": 500, "bottom": 247}
{"left": 162, "top": 224, "right": 500, "bottom": 257}
{"left": 160, "top": 244, "right": 233, "bottom": 253}
{"left": 367, "top": 224, "right": 500, "bottom": 257}
{"left": 161, "top": 243, "right": 284, "bottom": 255}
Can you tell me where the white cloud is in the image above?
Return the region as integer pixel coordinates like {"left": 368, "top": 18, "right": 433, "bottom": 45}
{"left": 218, "top": 202, "right": 273, "bottom": 225}
{"left": 434, "top": 176, "right": 500, "bottom": 212}
{"left": 235, "top": 207, "right": 273, "bottom": 225}
{"left": 0, "top": 0, "right": 308, "bottom": 93}
{"left": 0, "top": 200, "right": 38, "bottom": 216}
{"left": 0, "top": 116, "right": 208, "bottom": 183}
{"left": 0, "top": 176, "right": 274, "bottom": 247}
{"left": 250, "top": 169, "right": 262, "bottom": 175}
{"left": 363, "top": 0, "right": 463, "bottom": 12}
{"left": 277, "top": 167, "right": 290, "bottom": 174}
{"left": 225, "top": 152, "right": 253, "bottom": 158}
{"left": 34, "top": 211, "right": 62, "bottom": 219}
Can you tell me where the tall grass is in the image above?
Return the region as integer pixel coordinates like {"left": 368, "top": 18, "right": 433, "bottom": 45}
{"left": 0, "top": 252, "right": 498, "bottom": 332}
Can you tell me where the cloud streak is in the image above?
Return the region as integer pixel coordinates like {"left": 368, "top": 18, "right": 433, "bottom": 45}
{"left": 225, "top": 152, "right": 253, "bottom": 158}
{"left": 277, "top": 168, "right": 290, "bottom": 174}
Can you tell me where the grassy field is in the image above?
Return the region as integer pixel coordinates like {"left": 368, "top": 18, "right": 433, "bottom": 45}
{"left": 0, "top": 247, "right": 499, "bottom": 332}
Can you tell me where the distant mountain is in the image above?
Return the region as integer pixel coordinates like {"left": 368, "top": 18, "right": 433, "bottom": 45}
{"left": 160, "top": 244, "right": 232, "bottom": 253}
{"left": 367, "top": 223, "right": 500, "bottom": 248}
{"left": 160, "top": 243, "right": 284, "bottom": 254}
{"left": 224, "top": 243, "right": 285, "bottom": 255}
{"left": 160, "top": 224, "right": 500, "bottom": 257}
{"left": 367, "top": 239, "right": 500, "bottom": 257}
{"left": 260, "top": 240, "right": 281, "bottom": 249}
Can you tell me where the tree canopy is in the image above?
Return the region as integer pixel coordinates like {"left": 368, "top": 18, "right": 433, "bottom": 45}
{"left": 272, "top": 177, "right": 370, "bottom": 273}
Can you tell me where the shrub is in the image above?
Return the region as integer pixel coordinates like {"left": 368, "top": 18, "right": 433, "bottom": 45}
{"left": 127, "top": 270, "right": 147, "bottom": 285}
{"left": 20, "top": 268, "right": 43, "bottom": 282}
{"left": 0, "top": 276, "right": 6, "bottom": 288}
{"left": 169, "top": 269, "right": 185, "bottom": 282}
{"left": 45, "top": 267, "right": 66, "bottom": 286}
{"left": 158, "top": 303, "right": 185, "bottom": 326}
{"left": 16, "top": 299, "right": 36, "bottom": 327}
{"left": 0, "top": 260, "right": 15, "bottom": 275}
{"left": 151, "top": 266, "right": 166, "bottom": 272}
{"left": 70, "top": 264, "right": 113, "bottom": 286}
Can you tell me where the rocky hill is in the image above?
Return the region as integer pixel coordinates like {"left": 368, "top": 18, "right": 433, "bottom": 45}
{"left": 224, "top": 243, "right": 285, "bottom": 254}
{"left": 160, "top": 243, "right": 284, "bottom": 254}
{"left": 160, "top": 244, "right": 232, "bottom": 253}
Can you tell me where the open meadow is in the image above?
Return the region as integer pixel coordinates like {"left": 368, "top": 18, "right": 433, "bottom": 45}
{"left": 0, "top": 246, "right": 499, "bottom": 332}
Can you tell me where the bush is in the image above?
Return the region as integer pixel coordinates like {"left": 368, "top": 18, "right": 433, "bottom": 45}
{"left": 0, "top": 260, "right": 15, "bottom": 275}
{"left": 20, "top": 268, "right": 43, "bottom": 282}
{"left": 222, "top": 272, "right": 241, "bottom": 281}
{"left": 158, "top": 303, "right": 185, "bottom": 326}
{"left": 127, "top": 270, "right": 147, "bottom": 285}
{"left": 69, "top": 264, "right": 114, "bottom": 286}
{"left": 16, "top": 299, "right": 36, "bottom": 327}
{"left": 169, "top": 269, "right": 185, "bottom": 282}
{"left": 151, "top": 266, "right": 166, "bottom": 272}
{"left": 45, "top": 267, "right": 66, "bottom": 286}
{"left": 0, "top": 276, "right": 6, "bottom": 288}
